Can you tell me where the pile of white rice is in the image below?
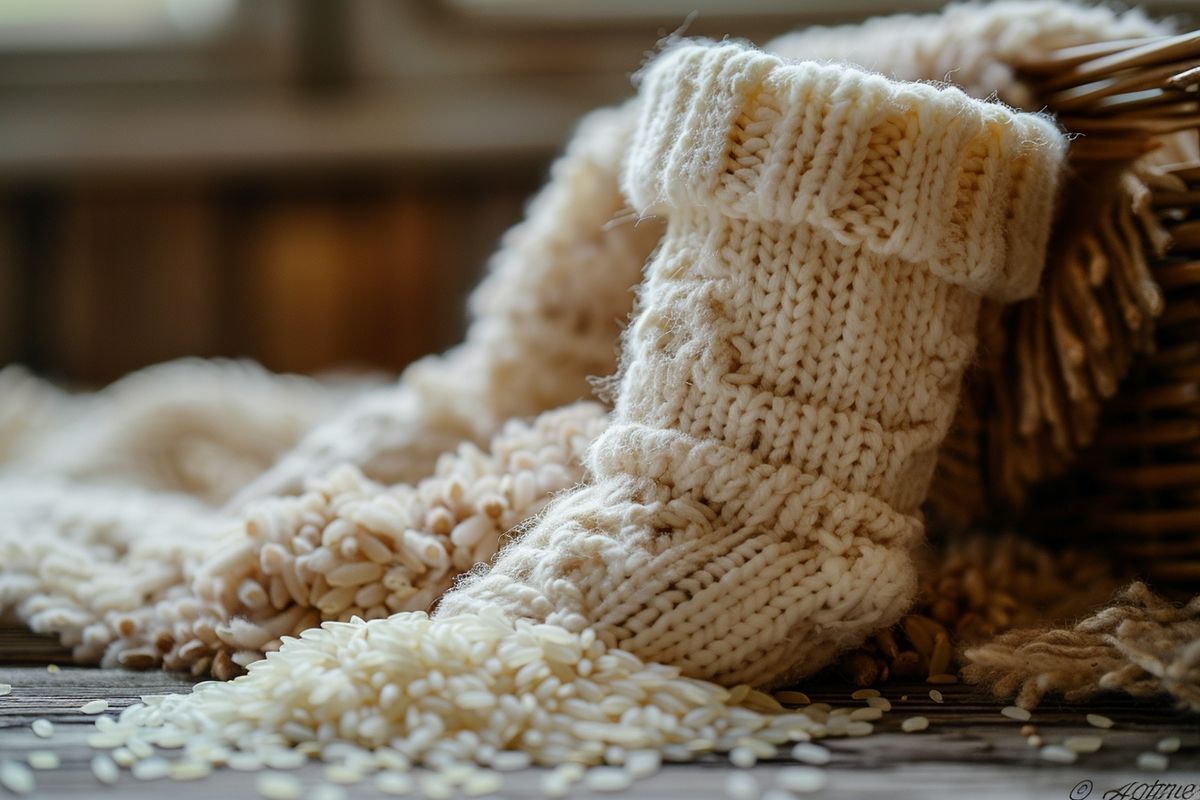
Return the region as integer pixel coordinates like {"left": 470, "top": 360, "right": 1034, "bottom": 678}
{"left": 89, "top": 609, "right": 858, "bottom": 793}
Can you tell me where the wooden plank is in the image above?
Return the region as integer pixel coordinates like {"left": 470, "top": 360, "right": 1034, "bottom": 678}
{"left": 0, "top": 630, "right": 1197, "bottom": 799}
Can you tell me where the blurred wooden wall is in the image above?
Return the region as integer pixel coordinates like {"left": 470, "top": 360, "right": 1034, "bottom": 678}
{"left": 0, "top": 167, "right": 540, "bottom": 386}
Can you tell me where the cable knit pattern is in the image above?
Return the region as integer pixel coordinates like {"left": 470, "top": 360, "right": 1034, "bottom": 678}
{"left": 438, "top": 42, "right": 1067, "bottom": 688}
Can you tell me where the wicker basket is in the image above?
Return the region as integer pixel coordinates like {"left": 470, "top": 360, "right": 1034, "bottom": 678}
{"left": 932, "top": 31, "right": 1200, "bottom": 591}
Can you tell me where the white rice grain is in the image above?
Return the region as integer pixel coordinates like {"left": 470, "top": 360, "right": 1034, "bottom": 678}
{"left": 777, "top": 766, "right": 827, "bottom": 793}
{"left": 27, "top": 751, "right": 59, "bottom": 770}
{"left": 90, "top": 754, "right": 119, "bottom": 785}
{"left": 0, "top": 760, "right": 35, "bottom": 795}
{"left": 790, "top": 743, "right": 831, "bottom": 765}
{"left": 1040, "top": 746, "right": 1077, "bottom": 764}
{"left": 374, "top": 771, "right": 414, "bottom": 795}
{"left": 1157, "top": 737, "right": 1181, "bottom": 754}
{"left": 1001, "top": 706, "right": 1031, "bottom": 722}
{"left": 1064, "top": 736, "right": 1102, "bottom": 754}
{"left": 30, "top": 719, "right": 53, "bottom": 738}
{"left": 1137, "top": 752, "right": 1169, "bottom": 771}
{"left": 726, "top": 772, "right": 758, "bottom": 800}
{"left": 257, "top": 772, "right": 303, "bottom": 800}
{"left": 584, "top": 767, "right": 633, "bottom": 792}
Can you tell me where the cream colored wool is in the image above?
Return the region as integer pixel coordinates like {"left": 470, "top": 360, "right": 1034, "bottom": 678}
{"left": 439, "top": 41, "right": 1068, "bottom": 688}
{"left": 0, "top": 402, "right": 605, "bottom": 671}
{"left": 230, "top": 1, "right": 1164, "bottom": 511}
{"left": 231, "top": 106, "right": 662, "bottom": 508}
{"left": 0, "top": 359, "right": 351, "bottom": 505}
{"left": 0, "top": 477, "right": 218, "bottom": 662}
{"left": 125, "top": 403, "right": 607, "bottom": 676}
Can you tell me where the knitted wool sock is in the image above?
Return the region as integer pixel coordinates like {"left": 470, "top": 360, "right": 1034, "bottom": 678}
{"left": 438, "top": 41, "right": 1067, "bottom": 687}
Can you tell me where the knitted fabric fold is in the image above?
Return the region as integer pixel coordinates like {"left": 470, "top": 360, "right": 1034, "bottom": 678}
{"left": 438, "top": 41, "right": 1068, "bottom": 687}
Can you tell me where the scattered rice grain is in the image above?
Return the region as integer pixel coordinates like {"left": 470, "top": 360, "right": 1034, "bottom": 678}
{"left": 131, "top": 756, "right": 170, "bottom": 780}
{"left": 790, "top": 743, "right": 831, "bottom": 765}
{"left": 323, "top": 764, "right": 364, "bottom": 785}
{"left": 0, "top": 760, "right": 35, "bottom": 795}
{"left": 901, "top": 716, "right": 929, "bottom": 733}
{"left": 91, "top": 754, "right": 119, "bottom": 785}
{"left": 625, "top": 749, "right": 661, "bottom": 779}
{"left": 850, "top": 689, "right": 879, "bottom": 700}
{"left": 80, "top": 699, "right": 109, "bottom": 714}
{"left": 309, "top": 785, "right": 348, "bottom": 800}
{"left": 845, "top": 721, "right": 874, "bottom": 737}
{"left": 776, "top": 766, "right": 827, "bottom": 793}
{"left": 584, "top": 767, "right": 633, "bottom": 792}
{"left": 725, "top": 772, "right": 758, "bottom": 800}
{"left": 1137, "top": 752, "right": 1169, "bottom": 771}
{"left": 31, "top": 719, "right": 53, "bottom": 738}
{"left": 169, "top": 760, "right": 212, "bottom": 781}
{"left": 1156, "top": 737, "right": 1181, "bottom": 754}
{"left": 1064, "top": 736, "right": 1102, "bottom": 754}
{"left": 374, "top": 771, "right": 414, "bottom": 795}
{"left": 1039, "top": 746, "right": 1077, "bottom": 764}
{"left": 463, "top": 770, "right": 503, "bottom": 796}
{"left": 27, "top": 751, "right": 59, "bottom": 770}
{"left": 0, "top": 684, "right": 10, "bottom": 697}
{"left": 1001, "top": 706, "right": 1031, "bottom": 722}
{"left": 419, "top": 774, "right": 452, "bottom": 799}
{"left": 257, "top": 772, "right": 304, "bottom": 800}
{"left": 1086, "top": 714, "right": 1113, "bottom": 729}
{"left": 928, "top": 690, "right": 943, "bottom": 704}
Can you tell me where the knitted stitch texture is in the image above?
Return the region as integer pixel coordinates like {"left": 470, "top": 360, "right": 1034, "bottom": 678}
{"left": 438, "top": 41, "right": 1068, "bottom": 687}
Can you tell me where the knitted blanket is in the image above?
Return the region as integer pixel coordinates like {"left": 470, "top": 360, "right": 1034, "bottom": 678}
{"left": 2, "top": 1, "right": 1197, "bottom": 711}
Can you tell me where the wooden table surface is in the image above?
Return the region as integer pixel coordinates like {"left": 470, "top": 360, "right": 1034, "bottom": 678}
{"left": 2, "top": 626, "right": 1197, "bottom": 799}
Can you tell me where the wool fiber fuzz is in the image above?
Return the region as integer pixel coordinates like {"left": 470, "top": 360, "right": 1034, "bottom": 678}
{"left": 440, "top": 41, "right": 1068, "bottom": 688}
